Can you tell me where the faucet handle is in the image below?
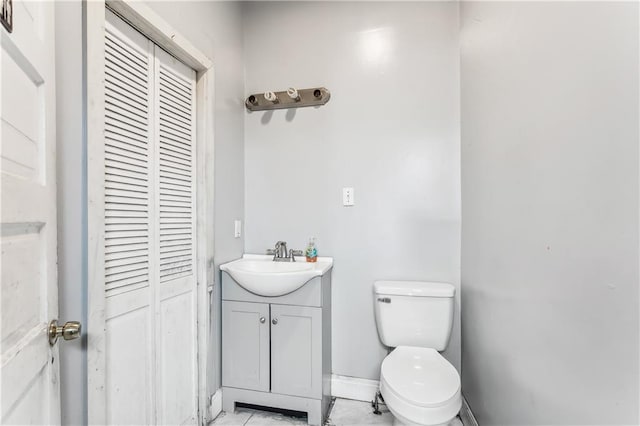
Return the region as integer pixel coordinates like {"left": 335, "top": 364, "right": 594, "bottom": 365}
{"left": 266, "top": 249, "right": 276, "bottom": 255}
{"left": 289, "top": 249, "right": 304, "bottom": 262}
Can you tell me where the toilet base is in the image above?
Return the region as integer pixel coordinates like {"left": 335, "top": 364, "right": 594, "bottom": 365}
{"left": 392, "top": 415, "right": 463, "bottom": 426}
{"left": 380, "top": 374, "right": 461, "bottom": 426}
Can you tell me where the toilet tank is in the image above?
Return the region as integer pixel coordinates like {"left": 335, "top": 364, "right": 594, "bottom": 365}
{"left": 374, "top": 281, "right": 455, "bottom": 350}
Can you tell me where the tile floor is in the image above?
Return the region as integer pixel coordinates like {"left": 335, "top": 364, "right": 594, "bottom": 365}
{"left": 211, "top": 398, "right": 463, "bottom": 426}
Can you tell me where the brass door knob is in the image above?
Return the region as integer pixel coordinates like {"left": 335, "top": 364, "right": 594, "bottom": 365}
{"left": 49, "top": 319, "right": 82, "bottom": 345}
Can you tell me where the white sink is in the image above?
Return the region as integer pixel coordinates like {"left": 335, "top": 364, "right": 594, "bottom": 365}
{"left": 220, "top": 254, "right": 333, "bottom": 297}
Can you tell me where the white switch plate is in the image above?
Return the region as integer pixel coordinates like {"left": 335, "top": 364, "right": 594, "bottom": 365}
{"left": 343, "top": 187, "right": 355, "bottom": 206}
{"left": 234, "top": 220, "right": 242, "bottom": 238}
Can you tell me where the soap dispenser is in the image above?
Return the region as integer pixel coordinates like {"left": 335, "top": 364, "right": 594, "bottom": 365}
{"left": 305, "top": 237, "right": 318, "bottom": 263}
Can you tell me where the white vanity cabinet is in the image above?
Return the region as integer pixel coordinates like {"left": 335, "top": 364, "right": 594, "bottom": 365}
{"left": 221, "top": 266, "right": 332, "bottom": 426}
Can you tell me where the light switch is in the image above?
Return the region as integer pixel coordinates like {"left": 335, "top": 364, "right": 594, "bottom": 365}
{"left": 343, "top": 187, "right": 355, "bottom": 206}
{"left": 234, "top": 220, "right": 242, "bottom": 238}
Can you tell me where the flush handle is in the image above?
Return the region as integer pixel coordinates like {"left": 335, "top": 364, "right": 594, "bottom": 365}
{"left": 377, "top": 297, "right": 391, "bottom": 304}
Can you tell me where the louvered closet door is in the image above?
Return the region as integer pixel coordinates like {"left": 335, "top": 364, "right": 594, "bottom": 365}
{"left": 153, "top": 46, "right": 198, "bottom": 426}
{"left": 104, "top": 10, "right": 156, "bottom": 425}
{"left": 103, "top": 10, "right": 198, "bottom": 425}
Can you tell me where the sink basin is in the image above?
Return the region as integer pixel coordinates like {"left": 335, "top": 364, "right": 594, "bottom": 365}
{"left": 220, "top": 255, "right": 333, "bottom": 297}
{"left": 233, "top": 261, "right": 314, "bottom": 274}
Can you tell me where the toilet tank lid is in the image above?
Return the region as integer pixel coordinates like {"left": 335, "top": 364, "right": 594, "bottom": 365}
{"left": 374, "top": 280, "right": 455, "bottom": 297}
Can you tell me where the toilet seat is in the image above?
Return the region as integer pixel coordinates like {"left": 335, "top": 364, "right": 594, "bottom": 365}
{"left": 380, "top": 346, "right": 461, "bottom": 425}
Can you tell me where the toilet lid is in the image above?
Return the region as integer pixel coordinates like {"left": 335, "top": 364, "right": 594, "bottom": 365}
{"left": 381, "top": 346, "right": 460, "bottom": 408}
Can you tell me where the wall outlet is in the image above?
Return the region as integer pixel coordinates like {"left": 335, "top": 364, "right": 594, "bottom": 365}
{"left": 234, "top": 220, "right": 242, "bottom": 238}
{"left": 343, "top": 187, "right": 355, "bottom": 206}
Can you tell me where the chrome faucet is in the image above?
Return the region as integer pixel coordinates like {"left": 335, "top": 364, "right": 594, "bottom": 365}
{"left": 275, "top": 241, "right": 288, "bottom": 259}
{"left": 267, "top": 241, "right": 303, "bottom": 262}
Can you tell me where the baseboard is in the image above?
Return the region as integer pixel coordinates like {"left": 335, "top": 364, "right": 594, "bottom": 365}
{"left": 210, "top": 389, "right": 223, "bottom": 420}
{"left": 460, "top": 395, "right": 479, "bottom": 426}
{"left": 330, "top": 374, "right": 379, "bottom": 402}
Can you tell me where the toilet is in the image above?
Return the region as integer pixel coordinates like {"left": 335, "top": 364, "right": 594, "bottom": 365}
{"left": 374, "top": 281, "right": 461, "bottom": 426}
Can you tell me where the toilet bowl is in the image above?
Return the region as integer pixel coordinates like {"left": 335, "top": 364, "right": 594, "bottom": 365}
{"left": 380, "top": 346, "right": 461, "bottom": 426}
{"left": 373, "top": 280, "right": 460, "bottom": 426}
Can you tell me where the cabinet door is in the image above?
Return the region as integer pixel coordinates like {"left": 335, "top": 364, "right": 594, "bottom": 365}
{"left": 271, "top": 305, "right": 322, "bottom": 398}
{"left": 222, "top": 301, "right": 270, "bottom": 391}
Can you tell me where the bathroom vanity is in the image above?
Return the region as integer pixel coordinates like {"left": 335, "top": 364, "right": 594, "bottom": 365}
{"left": 220, "top": 255, "right": 333, "bottom": 425}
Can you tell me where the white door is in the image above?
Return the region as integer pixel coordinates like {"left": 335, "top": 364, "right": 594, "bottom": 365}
{"left": 0, "top": 0, "right": 62, "bottom": 424}
{"left": 100, "top": 10, "right": 198, "bottom": 424}
{"left": 153, "top": 45, "right": 198, "bottom": 426}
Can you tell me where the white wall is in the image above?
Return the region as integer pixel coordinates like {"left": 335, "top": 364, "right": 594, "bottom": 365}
{"left": 460, "top": 2, "right": 639, "bottom": 424}
{"left": 56, "top": 2, "right": 245, "bottom": 422}
{"left": 243, "top": 1, "right": 461, "bottom": 380}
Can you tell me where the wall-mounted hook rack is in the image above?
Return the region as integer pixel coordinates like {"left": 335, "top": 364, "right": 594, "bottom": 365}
{"left": 245, "top": 87, "right": 331, "bottom": 112}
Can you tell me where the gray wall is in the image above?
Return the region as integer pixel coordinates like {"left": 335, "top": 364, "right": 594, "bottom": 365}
{"left": 243, "top": 1, "right": 461, "bottom": 380}
{"left": 460, "top": 2, "right": 639, "bottom": 424}
{"left": 56, "top": 2, "right": 245, "bottom": 422}
{"left": 55, "top": 1, "right": 86, "bottom": 424}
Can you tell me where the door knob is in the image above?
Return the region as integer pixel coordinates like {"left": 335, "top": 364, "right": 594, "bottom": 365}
{"left": 272, "top": 318, "right": 278, "bottom": 325}
{"left": 49, "top": 319, "right": 82, "bottom": 346}
{"left": 260, "top": 317, "right": 266, "bottom": 323}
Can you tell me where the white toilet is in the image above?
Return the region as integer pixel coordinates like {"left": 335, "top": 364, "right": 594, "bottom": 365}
{"left": 374, "top": 281, "right": 461, "bottom": 426}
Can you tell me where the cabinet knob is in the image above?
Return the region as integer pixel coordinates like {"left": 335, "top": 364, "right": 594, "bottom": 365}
{"left": 260, "top": 317, "right": 266, "bottom": 323}
{"left": 272, "top": 318, "right": 278, "bottom": 325}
